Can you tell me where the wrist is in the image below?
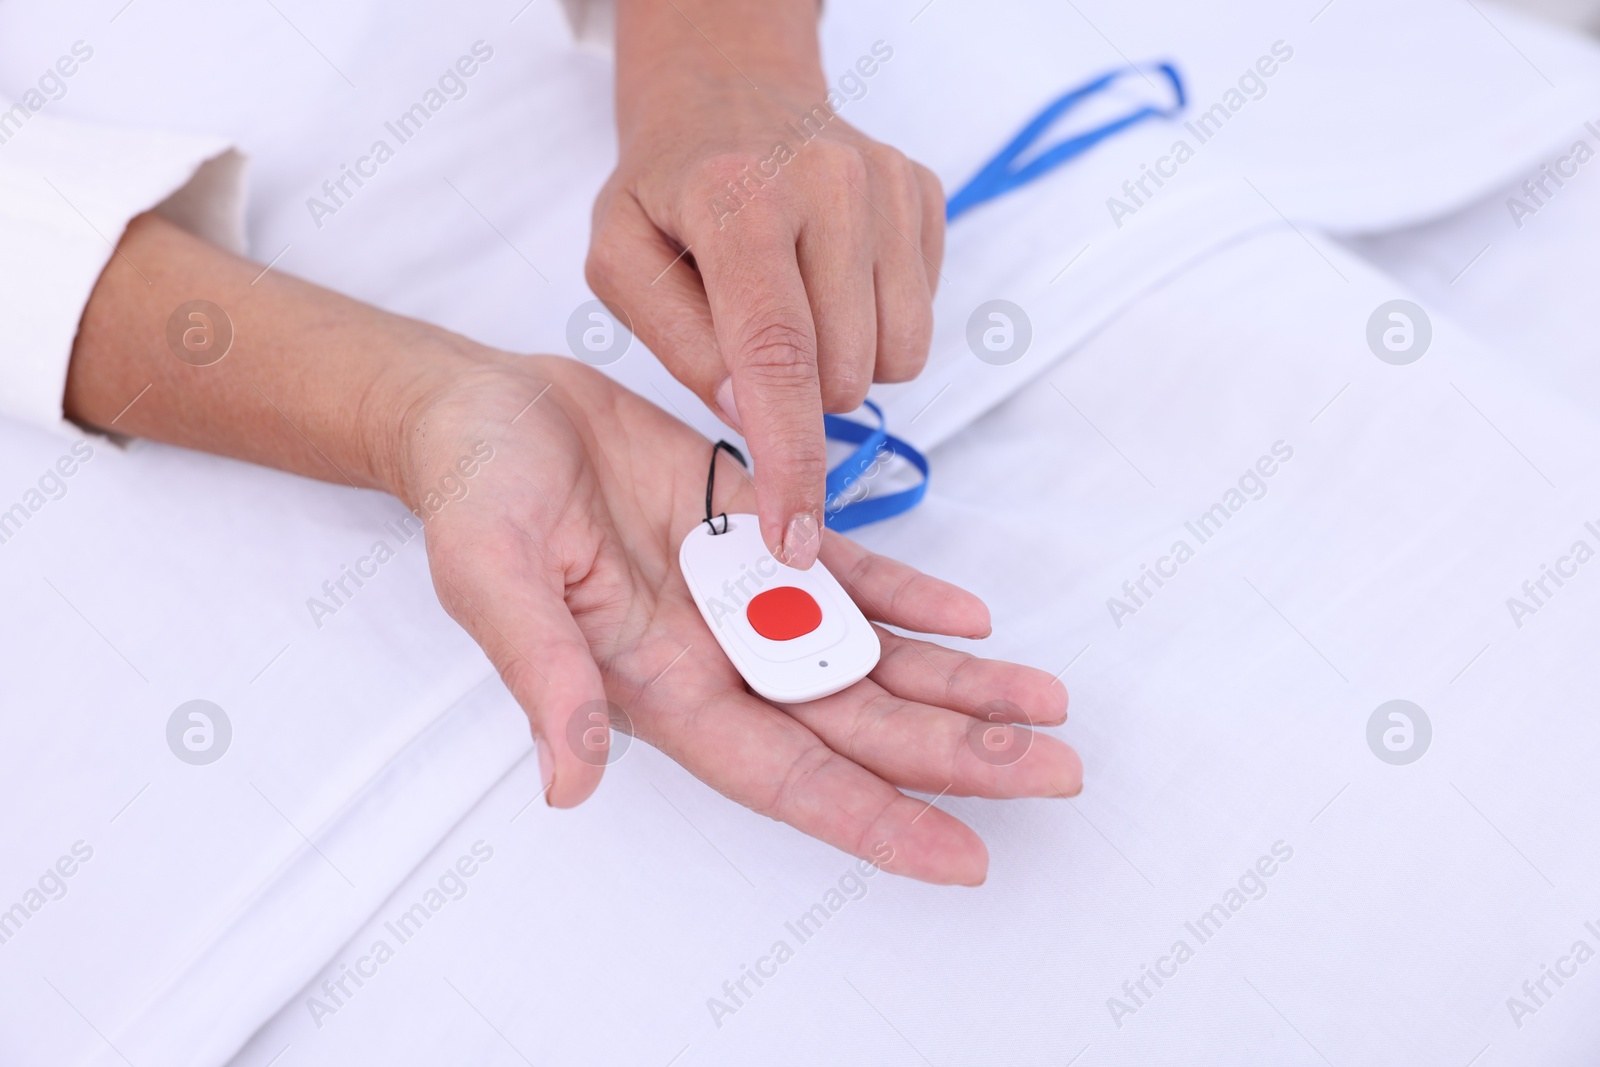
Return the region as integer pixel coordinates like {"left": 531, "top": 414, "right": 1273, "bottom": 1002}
{"left": 361, "top": 334, "right": 508, "bottom": 507}
{"left": 615, "top": 0, "right": 825, "bottom": 136}
{"left": 618, "top": 67, "right": 827, "bottom": 144}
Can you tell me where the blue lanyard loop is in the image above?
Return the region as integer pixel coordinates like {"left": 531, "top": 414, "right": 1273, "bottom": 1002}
{"left": 823, "top": 400, "right": 930, "bottom": 532}
{"left": 817, "top": 62, "right": 1184, "bottom": 532}
{"left": 945, "top": 62, "right": 1186, "bottom": 222}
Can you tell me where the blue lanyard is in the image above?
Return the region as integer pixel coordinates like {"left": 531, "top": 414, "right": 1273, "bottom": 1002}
{"left": 823, "top": 400, "right": 929, "bottom": 532}
{"left": 945, "top": 62, "right": 1186, "bottom": 222}
{"left": 823, "top": 62, "right": 1184, "bottom": 531}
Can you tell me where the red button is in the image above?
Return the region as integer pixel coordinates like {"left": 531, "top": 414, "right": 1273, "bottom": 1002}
{"left": 746, "top": 586, "right": 822, "bottom": 641}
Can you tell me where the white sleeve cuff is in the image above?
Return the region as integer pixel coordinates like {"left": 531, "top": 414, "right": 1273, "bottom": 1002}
{"left": 0, "top": 110, "right": 246, "bottom": 438}
{"left": 556, "top": 0, "right": 616, "bottom": 53}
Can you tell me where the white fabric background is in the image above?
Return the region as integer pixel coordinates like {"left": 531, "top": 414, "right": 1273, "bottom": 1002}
{"left": 0, "top": 1, "right": 1597, "bottom": 1065}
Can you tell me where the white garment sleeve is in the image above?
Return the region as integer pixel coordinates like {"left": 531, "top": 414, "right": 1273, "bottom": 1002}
{"left": 556, "top": 0, "right": 616, "bottom": 52}
{"left": 0, "top": 111, "right": 246, "bottom": 437}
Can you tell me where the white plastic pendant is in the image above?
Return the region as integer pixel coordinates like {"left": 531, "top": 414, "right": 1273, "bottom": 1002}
{"left": 679, "top": 513, "right": 880, "bottom": 703}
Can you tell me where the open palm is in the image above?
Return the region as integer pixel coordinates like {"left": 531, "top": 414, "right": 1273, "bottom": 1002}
{"left": 398, "top": 354, "right": 1080, "bottom": 885}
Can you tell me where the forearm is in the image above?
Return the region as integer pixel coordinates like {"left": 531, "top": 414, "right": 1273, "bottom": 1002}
{"left": 613, "top": 0, "right": 825, "bottom": 142}
{"left": 65, "top": 214, "right": 488, "bottom": 501}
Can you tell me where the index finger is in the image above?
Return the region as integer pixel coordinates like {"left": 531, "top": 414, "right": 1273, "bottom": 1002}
{"left": 695, "top": 216, "right": 828, "bottom": 569}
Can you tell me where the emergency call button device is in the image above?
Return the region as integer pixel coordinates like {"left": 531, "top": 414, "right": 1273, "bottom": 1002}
{"left": 679, "top": 514, "right": 880, "bottom": 704}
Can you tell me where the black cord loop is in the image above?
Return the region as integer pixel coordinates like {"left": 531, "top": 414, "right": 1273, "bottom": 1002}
{"left": 704, "top": 440, "right": 748, "bottom": 535}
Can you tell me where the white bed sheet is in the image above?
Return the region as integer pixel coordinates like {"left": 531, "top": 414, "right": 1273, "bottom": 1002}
{"left": 229, "top": 226, "right": 1600, "bottom": 1067}
{"left": 1342, "top": 152, "right": 1600, "bottom": 417}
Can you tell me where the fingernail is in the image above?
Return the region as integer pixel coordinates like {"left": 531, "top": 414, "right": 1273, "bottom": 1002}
{"left": 782, "top": 512, "right": 820, "bottom": 569}
{"left": 536, "top": 732, "right": 556, "bottom": 805}
{"left": 714, "top": 377, "right": 742, "bottom": 430}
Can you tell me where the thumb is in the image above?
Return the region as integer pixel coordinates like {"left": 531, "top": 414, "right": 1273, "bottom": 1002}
{"left": 585, "top": 190, "right": 731, "bottom": 422}
{"left": 440, "top": 573, "right": 610, "bottom": 809}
